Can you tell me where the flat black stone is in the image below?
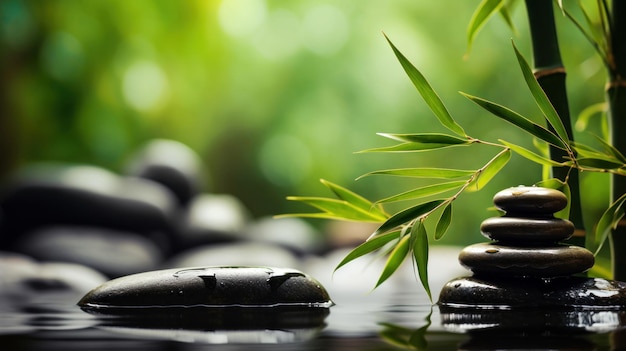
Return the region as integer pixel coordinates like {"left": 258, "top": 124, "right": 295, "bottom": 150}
{"left": 78, "top": 266, "right": 333, "bottom": 313}
{"left": 438, "top": 275, "right": 626, "bottom": 309}
{"left": 493, "top": 186, "right": 567, "bottom": 215}
{"left": 458, "top": 242, "right": 594, "bottom": 277}
{"left": 480, "top": 216, "right": 574, "bottom": 243}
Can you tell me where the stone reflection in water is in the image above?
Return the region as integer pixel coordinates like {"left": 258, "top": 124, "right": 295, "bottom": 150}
{"left": 78, "top": 266, "right": 333, "bottom": 344}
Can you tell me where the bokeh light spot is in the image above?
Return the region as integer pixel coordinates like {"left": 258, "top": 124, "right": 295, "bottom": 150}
{"left": 122, "top": 61, "right": 169, "bottom": 112}
{"left": 218, "top": 0, "right": 267, "bottom": 38}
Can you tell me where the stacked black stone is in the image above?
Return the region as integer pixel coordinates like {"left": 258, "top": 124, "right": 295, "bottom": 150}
{"left": 438, "top": 185, "right": 626, "bottom": 312}
{"left": 458, "top": 186, "right": 594, "bottom": 278}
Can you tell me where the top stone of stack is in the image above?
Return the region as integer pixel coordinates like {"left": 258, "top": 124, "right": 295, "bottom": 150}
{"left": 493, "top": 186, "right": 568, "bottom": 215}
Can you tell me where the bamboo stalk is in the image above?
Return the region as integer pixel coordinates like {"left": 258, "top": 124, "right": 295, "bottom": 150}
{"left": 524, "top": 0, "right": 585, "bottom": 246}
{"left": 609, "top": 0, "right": 626, "bottom": 280}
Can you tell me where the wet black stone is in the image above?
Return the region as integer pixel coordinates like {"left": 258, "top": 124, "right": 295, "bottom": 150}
{"left": 480, "top": 216, "right": 574, "bottom": 243}
{"left": 175, "top": 194, "right": 250, "bottom": 250}
{"left": 78, "top": 266, "right": 333, "bottom": 313}
{"left": 126, "top": 139, "right": 204, "bottom": 207}
{"left": 0, "top": 164, "right": 177, "bottom": 252}
{"left": 458, "top": 242, "right": 594, "bottom": 277}
{"left": 438, "top": 275, "right": 626, "bottom": 309}
{"left": 12, "top": 227, "right": 163, "bottom": 278}
{"left": 493, "top": 186, "right": 567, "bottom": 215}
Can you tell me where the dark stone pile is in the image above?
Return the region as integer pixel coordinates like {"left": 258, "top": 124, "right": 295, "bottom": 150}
{"left": 438, "top": 186, "right": 626, "bottom": 309}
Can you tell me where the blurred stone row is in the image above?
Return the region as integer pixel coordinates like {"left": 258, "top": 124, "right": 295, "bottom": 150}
{"left": 0, "top": 139, "right": 335, "bottom": 281}
{"left": 0, "top": 139, "right": 466, "bottom": 339}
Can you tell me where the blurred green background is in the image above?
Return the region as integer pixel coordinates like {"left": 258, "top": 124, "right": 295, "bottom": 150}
{"left": 0, "top": 0, "right": 610, "bottom": 246}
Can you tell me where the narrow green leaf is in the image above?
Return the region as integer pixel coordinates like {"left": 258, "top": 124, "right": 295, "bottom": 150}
{"left": 461, "top": 92, "right": 566, "bottom": 149}
{"left": 320, "top": 179, "right": 388, "bottom": 219}
{"left": 376, "top": 181, "right": 465, "bottom": 204}
{"left": 577, "top": 157, "right": 625, "bottom": 170}
{"left": 358, "top": 167, "right": 475, "bottom": 180}
{"left": 594, "top": 193, "right": 626, "bottom": 255}
{"left": 370, "top": 200, "right": 445, "bottom": 239}
{"left": 375, "top": 233, "right": 411, "bottom": 288}
{"left": 435, "top": 203, "right": 452, "bottom": 240}
{"left": 385, "top": 35, "right": 466, "bottom": 136}
{"left": 500, "top": 140, "right": 568, "bottom": 166}
{"left": 498, "top": 2, "right": 517, "bottom": 35}
{"left": 512, "top": 41, "right": 571, "bottom": 145}
{"left": 412, "top": 221, "right": 431, "bottom": 300}
{"left": 276, "top": 212, "right": 382, "bottom": 222}
{"left": 563, "top": 5, "right": 610, "bottom": 67}
{"left": 467, "top": 149, "right": 511, "bottom": 191}
{"left": 334, "top": 230, "right": 400, "bottom": 272}
{"left": 377, "top": 133, "right": 470, "bottom": 144}
{"left": 574, "top": 102, "right": 606, "bottom": 132}
{"left": 360, "top": 142, "right": 470, "bottom": 153}
{"left": 466, "top": 0, "right": 505, "bottom": 55}
{"left": 285, "top": 196, "right": 386, "bottom": 222}
{"left": 591, "top": 134, "right": 626, "bottom": 163}
{"left": 571, "top": 141, "right": 604, "bottom": 158}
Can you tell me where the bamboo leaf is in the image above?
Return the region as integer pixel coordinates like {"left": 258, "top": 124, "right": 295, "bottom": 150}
{"left": 461, "top": 92, "right": 567, "bottom": 149}
{"left": 577, "top": 157, "right": 625, "bottom": 169}
{"left": 276, "top": 212, "right": 382, "bottom": 222}
{"left": 574, "top": 102, "right": 606, "bottom": 132}
{"left": 435, "top": 203, "right": 453, "bottom": 240}
{"left": 377, "top": 133, "right": 470, "bottom": 144}
{"left": 412, "top": 221, "right": 431, "bottom": 300}
{"left": 594, "top": 193, "right": 626, "bottom": 255}
{"left": 375, "top": 233, "right": 411, "bottom": 288}
{"left": 498, "top": 2, "right": 517, "bottom": 35}
{"left": 358, "top": 167, "right": 475, "bottom": 180}
{"left": 320, "top": 179, "right": 388, "bottom": 219}
{"left": 571, "top": 141, "right": 605, "bottom": 158}
{"left": 370, "top": 200, "right": 445, "bottom": 239}
{"left": 334, "top": 230, "right": 400, "bottom": 272}
{"left": 376, "top": 181, "right": 465, "bottom": 204}
{"left": 500, "top": 140, "right": 568, "bottom": 166}
{"left": 284, "top": 197, "right": 386, "bottom": 222}
{"left": 591, "top": 134, "right": 626, "bottom": 163}
{"left": 360, "top": 142, "right": 470, "bottom": 153}
{"left": 563, "top": 5, "right": 610, "bottom": 67}
{"left": 512, "top": 41, "right": 571, "bottom": 145}
{"left": 467, "top": 149, "right": 511, "bottom": 191}
{"left": 466, "top": 0, "right": 505, "bottom": 55}
{"left": 385, "top": 35, "right": 466, "bottom": 136}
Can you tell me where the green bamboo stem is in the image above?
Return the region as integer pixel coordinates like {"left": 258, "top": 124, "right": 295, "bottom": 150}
{"left": 525, "top": 0, "right": 585, "bottom": 246}
{"left": 609, "top": 0, "right": 626, "bottom": 281}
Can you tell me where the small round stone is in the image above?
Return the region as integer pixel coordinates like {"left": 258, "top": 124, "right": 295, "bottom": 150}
{"left": 458, "top": 243, "right": 594, "bottom": 277}
{"left": 493, "top": 186, "right": 567, "bottom": 214}
{"left": 480, "top": 216, "right": 574, "bottom": 243}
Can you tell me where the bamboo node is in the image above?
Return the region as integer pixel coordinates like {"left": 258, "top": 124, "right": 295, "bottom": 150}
{"left": 533, "top": 67, "right": 566, "bottom": 79}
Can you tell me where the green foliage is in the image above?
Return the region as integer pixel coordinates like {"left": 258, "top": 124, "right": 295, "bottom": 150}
{"left": 283, "top": 27, "right": 626, "bottom": 296}
{"left": 282, "top": 1, "right": 626, "bottom": 296}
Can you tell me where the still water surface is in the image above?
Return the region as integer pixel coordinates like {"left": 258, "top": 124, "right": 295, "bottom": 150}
{"left": 2, "top": 246, "right": 625, "bottom": 350}
{"left": 2, "top": 277, "right": 624, "bottom": 350}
